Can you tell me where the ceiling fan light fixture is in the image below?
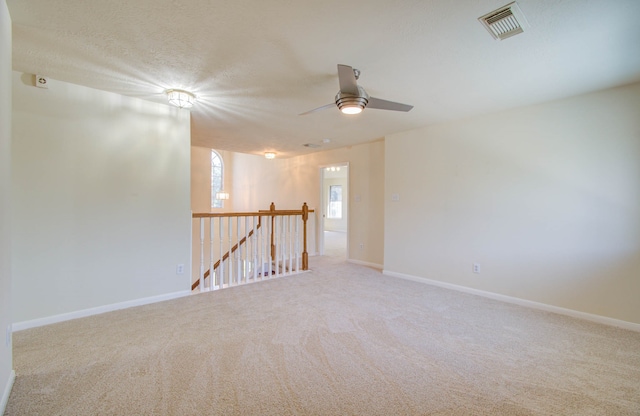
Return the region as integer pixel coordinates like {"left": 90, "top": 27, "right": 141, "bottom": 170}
{"left": 341, "top": 106, "right": 363, "bottom": 115}
{"left": 166, "top": 89, "right": 196, "bottom": 108}
{"left": 300, "top": 64, "right": 412, "bottom": 116}
{"left": 335, "top": 89, "right": 368, "bottom": 115}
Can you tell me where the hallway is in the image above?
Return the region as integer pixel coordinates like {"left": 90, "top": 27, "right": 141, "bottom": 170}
{"left": 323, "top": 231, "right": 346, "bottom": 259}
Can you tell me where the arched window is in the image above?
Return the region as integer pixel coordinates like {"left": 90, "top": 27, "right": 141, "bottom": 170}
{"left": 211, "top": 150, "right": 224, "bottom": 208}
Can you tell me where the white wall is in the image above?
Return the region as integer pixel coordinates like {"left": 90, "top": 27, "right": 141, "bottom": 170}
{"left": 0, "top": 1, "right": 14, "bottom": 411}
{"left": 12, "top": 73, "right": 192, "bottom": 324}
{"left": 190, "top": 140, "right": 385, "bottom": 266}
{"left": 385, "top": 83, "right": 640, "bottom": 324}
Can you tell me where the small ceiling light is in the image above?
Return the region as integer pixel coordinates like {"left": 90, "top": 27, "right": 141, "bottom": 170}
{"left": 264, "top": 152, "right": 276, "bottom": 159}
{"left": 166, "top": 89, "right": 196, "bottom": 108}
{"left": 215, "top": 191, "right": 229, "bottom": 200}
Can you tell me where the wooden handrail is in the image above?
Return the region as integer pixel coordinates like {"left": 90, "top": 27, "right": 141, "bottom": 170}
{"left": 193, "top": 208, "right": 314, "bottom": 218}
{"left": 191, "top": 203, "right": 314, "bottom": 291}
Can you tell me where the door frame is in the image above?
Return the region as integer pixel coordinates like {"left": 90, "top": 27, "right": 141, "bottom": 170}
{"left": 318, "top": 162, "right": 349, "bottom": 258}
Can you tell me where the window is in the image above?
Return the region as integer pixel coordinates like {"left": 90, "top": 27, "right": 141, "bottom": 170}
{"left": 211, "top": 150, "right": 224, "bottom": 208}
{"left": 327, "top": 185, "right": 342, "bottom": 219}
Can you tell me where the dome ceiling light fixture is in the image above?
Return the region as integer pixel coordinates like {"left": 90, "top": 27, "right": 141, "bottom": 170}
{"left": 264, "top": 152, "right": 276, "bottom": 159}
{"left": 166, "top": 89, "right": 196, "bottom": 109}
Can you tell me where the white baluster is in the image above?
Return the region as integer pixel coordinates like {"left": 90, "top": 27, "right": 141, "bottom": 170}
{"left": 288, "top": 215, "right": 293, "bottom": 274}
{"left": 228, "top": 217, "right": 233, "bottom": 286}
{"left": 209, "top": 217, "right": 214, "bottom": 291}
{"left": 256, "top": 216, "right": 262, "bottom": 280}
{"left": 282, "top": 215, "right": 287, "bottom": 276}
{"left": 235, "top": 217, "right": 242, "bottom": 285}
{"left": 262, "top": 215, "right": 268, "bottom": 279}
{"left": 219, "top": 216, "right": 224, "bottom": 289}
{"left": 281, "top": 215, "right": 287, "bottom": 276}
{"left": 271, "top": 216, "right": 280, "bottom": 277}
{"left": 252, "top": 216, "right": 258, "bottom": 281}
{"left": 284, "top": 216, "right": 289, "bottom": 275}
{"left": 244, "top": 216, "right": 250, "bottom": 282}
{"left": 295, "top": 215, "right": 300, "bottom": 272}
{"left": 199, "top": 218, "right": 205, "bottom": 292}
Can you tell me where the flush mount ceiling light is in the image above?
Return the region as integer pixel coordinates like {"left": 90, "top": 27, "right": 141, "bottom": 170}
{"left": 478, "top": 2, "right": 529, "bottom": 40}
{"left": 166, "top": 89, "right": 196, "bottom": 108}
{"left": 264, "top": 152, "right": 276, "bottom": 159}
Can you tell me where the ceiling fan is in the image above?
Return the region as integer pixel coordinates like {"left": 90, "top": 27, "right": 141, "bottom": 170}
{"left": 299, "top": 64, "right": 414, "bottom": 115}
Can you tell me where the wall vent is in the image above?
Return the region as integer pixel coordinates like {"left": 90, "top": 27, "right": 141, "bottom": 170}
{"left": 478, "top": 2, "right": 529, "bottom": 40}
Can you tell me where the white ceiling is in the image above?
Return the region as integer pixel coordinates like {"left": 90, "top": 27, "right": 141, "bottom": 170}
{"left": 7, "top": 0, "right": 640, "bottom": 158}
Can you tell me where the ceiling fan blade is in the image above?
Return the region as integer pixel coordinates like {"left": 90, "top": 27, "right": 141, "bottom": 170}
{"left": 337, "top": 64, "right": 359, "bottom": 95}
{"left": 298, "top": 103, "right": 336, "bottom": 116}
{"left": 367, "top": 97, "right": 413, "bottom": 112}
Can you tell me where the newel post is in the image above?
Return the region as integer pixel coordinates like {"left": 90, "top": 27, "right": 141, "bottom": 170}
{"left": 302, "top": 202, "right": 309, "bottom": 270}
{"left": 270, "top": 202, "right": 276, "bottom": 263}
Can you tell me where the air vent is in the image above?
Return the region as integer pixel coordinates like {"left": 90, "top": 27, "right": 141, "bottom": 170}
{"left": 479, "top": 2, "right": 529, "bottom": 40}
{"left": 303, "top": 143, "right": 321, "bottom": 148}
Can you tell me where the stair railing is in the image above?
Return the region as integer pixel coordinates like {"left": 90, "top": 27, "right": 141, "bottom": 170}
{"left": 192, "top": 203, "right": 313, "bottom": 291}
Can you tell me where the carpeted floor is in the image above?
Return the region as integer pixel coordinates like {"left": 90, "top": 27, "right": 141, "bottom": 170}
{"left": 322, "top": 231, "right": 346, "bottom": 259}
{"left": 5, "top": 252, "right": 640, "bottom": 415}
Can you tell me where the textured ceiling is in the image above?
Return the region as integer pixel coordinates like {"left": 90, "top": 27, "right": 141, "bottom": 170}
{"left": 8, "top": 0, "right": 640, "bottom": 158}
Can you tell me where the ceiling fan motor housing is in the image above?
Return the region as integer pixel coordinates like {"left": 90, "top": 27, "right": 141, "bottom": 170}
{"left": 335, "top": 86, "right": 369, "bottom": 112}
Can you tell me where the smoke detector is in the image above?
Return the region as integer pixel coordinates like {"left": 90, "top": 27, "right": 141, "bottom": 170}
{"left": 479, "top": 2, "right": 529, "bottom": 40}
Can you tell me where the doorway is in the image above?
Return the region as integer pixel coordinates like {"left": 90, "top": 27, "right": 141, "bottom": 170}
{"left": 319, "top": 163, "right": 349, "bottom": 259}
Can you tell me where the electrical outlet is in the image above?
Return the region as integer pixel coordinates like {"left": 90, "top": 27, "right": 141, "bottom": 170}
{"left": 359, "top": 243, "right": 364, "bottom": 250}
{"left": 176, "top": 264, "right": 185, "bottom": 275}
{"left": 35, "top": 74, "right": 48, "bottom": 89}
{"left": 473, "top": 263, "right": 481, "bottom": 274}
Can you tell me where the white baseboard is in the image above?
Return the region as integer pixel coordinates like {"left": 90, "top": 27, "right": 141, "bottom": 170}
{"left": 383, "top": 270, "right": 640, "bottom": 332}
{"left": 12, "top": 290, "right": 191, "bottom": 332}
{"left": 347, "top": 259, "right": 383, "bottom": 269}
{"left": 1, "top": 370, "right": 15, "bottom": 415}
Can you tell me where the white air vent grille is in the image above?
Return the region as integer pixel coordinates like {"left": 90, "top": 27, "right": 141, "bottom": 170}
{"left": 479, "top": 2, "right": 529, "bottom": 40}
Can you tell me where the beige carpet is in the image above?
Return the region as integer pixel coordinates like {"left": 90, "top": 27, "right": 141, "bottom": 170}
{"left": 5, "top": 255, "right": 640, "bottom": 415}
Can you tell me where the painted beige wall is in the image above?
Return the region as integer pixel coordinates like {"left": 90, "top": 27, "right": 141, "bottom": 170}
{"left": 286, "top": 142, "right": 385, "bottom": 265}
{"left": 190, "top": 140, "right": 385, "bottom": 266}
{"left": 12, "top": 73, "right": 192, "bottom": 323}
{"left": 385, "top": 83, "right": 640, "bottom": 324}
{"left": 0, "top": 0, "right": 13, "bottom": 408}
